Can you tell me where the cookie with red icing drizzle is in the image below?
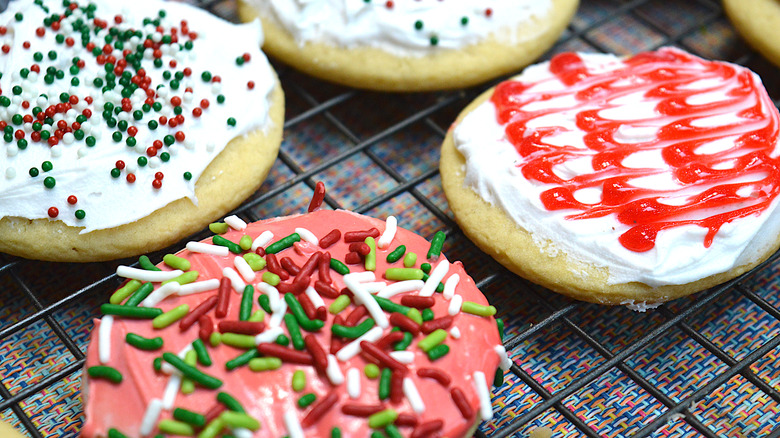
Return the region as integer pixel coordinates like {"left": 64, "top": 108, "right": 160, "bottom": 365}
{"left": 81, "top": 184, "right": 506, "bottom": 437}
{"left": 441, "top": 47, "right": 780, "bottom": 306}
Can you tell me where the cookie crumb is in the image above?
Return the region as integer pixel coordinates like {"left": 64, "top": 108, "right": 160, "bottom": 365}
{"left": 529, "top": 426, "right": 553, "bottom": 438}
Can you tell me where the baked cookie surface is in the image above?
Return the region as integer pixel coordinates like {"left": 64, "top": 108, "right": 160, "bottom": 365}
{"left": 441, "top": 47, "right": 780, "bottom": 305}
{"left": 724, "top": 0, "right": 780, "bottom": 69}
{"left": 0, "top": 0, "right": 284, "bottom": 262}
{"left": 239, "top": 0, "right": 579, "bottom": 92}
{"left": 81, "top": 204, "right": 505, "bottom": 437}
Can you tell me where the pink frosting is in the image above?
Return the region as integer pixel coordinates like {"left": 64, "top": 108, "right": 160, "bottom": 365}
{"left": 82, "top": 209, "right": 502, "bottom": 437}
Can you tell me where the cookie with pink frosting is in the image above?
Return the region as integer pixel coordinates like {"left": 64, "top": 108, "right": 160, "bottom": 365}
{"left": 81, "top": 184, "right": 507, "bottom": 437}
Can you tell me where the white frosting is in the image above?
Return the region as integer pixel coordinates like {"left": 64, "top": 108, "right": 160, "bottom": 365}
{"left": 251, "top": 0, "right": 552, "bottom": 56}
{"left": 454, "top": 50, "right": 780, "bottom": 287}
{"left": 0, "top": 0, "right": 276, "bottom": 232}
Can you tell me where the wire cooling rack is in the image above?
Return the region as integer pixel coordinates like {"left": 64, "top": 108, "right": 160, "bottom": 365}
{"left": 2, "top": 0, "right": 780, "bottom": 436}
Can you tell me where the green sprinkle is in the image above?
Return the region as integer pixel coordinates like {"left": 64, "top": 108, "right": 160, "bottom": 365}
{"left": 284, "top": 313, "right": 305, "bottom": 351}
{"left": 198, "top": 418, "right": 224, "bottom": 438}
{"left": 239, "top": 235, "right": 252, "bottom": 251}
{"left": 384, "top": 268, "right": 424, "bottom": 281}
{"left": 378, "top": 367, "right": 392, "bottom": 400}
{"left": 221, "top": 333, "right": 256, "bottom": 349}
{"left": 244, "top": 253, "right": 266, "bottom": 271}
{"left": 87, "top": 365, "right": 123, "bottom": 383}
{"left": 265, "top": 233, "right": 301, "bottom": 254}
{"left": 422, "top": 308, "right": 434, "bottom": 322}
{"left": 331, "top": 318, "right": 375, "bottom": 339}
{"left": 248, "top": 357, "right": 282, "bottom": 371}
{"left": 138, "top": 255, "right": 161, "bottom": 271}
{"left": 386, "top": 245, "right": 406, "bottom": 263}
{"left": 329, "top": 295, "right": 351, "bottom": 314}
{"left": 210, "top": 332, "right": 221, "bottom": 347}
{"left": 292, "top": 370, "right": 306, "bottom": 392}
{"left": 173, "top": 408, "right": 206, "bottom": 427}
{"left": 461, "top": 301, "right": 497, "bottom": 317}
{"left": 192, "top": 338, "right": 212, "bottom": 367}
{"left": 403, "top": 252, "right": 417, "bottom": 268}
{"left": 421, "top": 263, "right": 432, "bottom": 274}
{"left": 365, "top": 236, "right": 377, "bottom": 271}
{"left": 209, "top": 222, "right": 229, "bottom": 234}
{"left": 427, "top": 231, "right": 446, "bottom": 260}
{"left": 406, "top": 308, "right": 422, "bottom": 324}
{"left": 385, "top": 424, "right": 403, "bottom": 438}
{"left": 248, "top": 309, "right": 266, "bottom": 323}
{"left": 240, "top": 285, "right": 254, "bottom": 321}
{"left": 275, "top": 334, "right": 290, "bottom": 346}
{"left": 217, "top": 392, "right": 246, "bottom": 413}
{"left": 158, "top": 419, "right": 194, "bottom": 436}
{"left": 162, "top": 352, "right": 222, "bottom": 389}
{"left": 368, "top": 409, "right": 398, "bottom": 429}
{"left": 219, "top": 411, "right": 260, "bottom": 431}
{"left": 418, "top": 329, "right": 447, "bottom": 352}
{"left": 427, "top": 343, "right": 450, "bottom": 361}
{"left": 262, "top": 271, "right": 280, "bottom": 286}
{"left": 43, "top": 176, "right": 56, "bottom": 188}
{"left": 297, "top": 393, "right": 317, "bottom": 408}
{"left": 125, "top": 333, "right": 163, "bottom": 350}
{"left": 225, "top": 349, "right": 258, "bottom": 371}
{"left": 373, "top": 296, "right": 411, "bottom": 315}
{"left": 227, "top": 117, "right": 236, "bottom": 126}
{"left": 414, "top": 20, "right": 423, "bottom": 30}
{"left": 107, "top": 429, "right": 129, "bottom": 438}
{"left": 162, "top": 270, "right": 199, "bottom": 286}
{"left": 100, "top": 303, "right": 162, "bottom": 319}
{"left": 153, "top": 357, "right": 163, "bottom": 372}
{"left": 393, "top": 332, "right": 413, "bottom": 351}
{"left": 330, "top": 258, "right": 350, "bottom": 275}
{"left": 212, "top": 235, "right": 242, "bottom": 254}
{"left": 497, "top": 317, "right": 505, "bottom": 341}
{"left": 258, "top": 294, "right": 272, "bottom": 313}
{"left": 494, "top": 368, "right": 504, "bottom": 387}
{"left": 163, "top": 254, "right": 191, "bottom": 271}
{"left": 332, "top": 428, "right": 342, "bottom": 438}
{"left": 110, "top": 279, "right": 141, "bottom": 304}
{"left": 152, "top": 304, "right": 190, "bottom": 329}
{"left": 285, "top": 293, "right": 324, "bottom": 331}
{"left": 364, "top": 363, "right": 380, "bottom": 379}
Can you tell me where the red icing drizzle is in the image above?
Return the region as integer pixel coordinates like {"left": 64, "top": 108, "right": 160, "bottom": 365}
{"left": 491, "top": 48, "right": 780, "bottom": 252}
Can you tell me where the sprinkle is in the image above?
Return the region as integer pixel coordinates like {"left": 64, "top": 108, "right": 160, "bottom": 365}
{"left": 344, "top": 271, "right": 376, "bottom": 283}
{"left": 243, "top": 253, "right": 267, "bottom": 271}
{"left": 220, "top": 411, "right": 261, "bottom": 431}
{"left": 222, "top": 267, "right": 246, "bottom": 293}
{"left": 110, "top": 280, "right": 141, "bottom": 305}
{"left": 336, "top": 326, "right": 383, "bottom": 362}
{"left": 163, "top": 254, "right": 191, "bottom": 271}
{"left": 254, "top": 326, "right": 284, "bottom": 345}
{"left": 448, "top": 294, "right": 463, "bottom": 316}
{"left": 364, "top": 236, "right": 377, "bottom": 271}
{"left": 248, "top": 357, "right": 283, "bottom": 371}
{"left": 139, "top": 399, "right": 163, "bottom": 436}
{"left": 158, "top": 420, "right": 195, "bottom": 436}
{"left": 100, "top": 304, "right": 162, "bottom": 319}
{"left": 251, "top": 230, "right": 274, "bottom": 251}
{"left": 213, "top": 235, "right": 242, "bottom": 254}
{"left": 450, "top": 387, "right": 474, "bottom": 419}
{"left": 418, "top": 329, "right": 447, "bottom": 352}
{"left": 221, "top": 333, "right": 257, "bottom": 349}
{"left": 266, "top": 233, "right": 301, "bottom": 254}
{"left": 239, "top": 236, "right": 253, "bottom": 251}
{"left": 87, "top": 365, "right": 123, "bottom": 383}
{"left": 495, "top": 345, "right": 512, "bottom": 371}
{"left": 301, "top": 391, "right": 339, "bottom": 428}
{"left": 186, "top": 241, "right": 229, "bottom": 256}
{"left": 152, "top": 304, "right": 190, "bottom": 329}
{"left": 307, "top": 181, "right": 326, "bottom": 212}
{"left": 326, "top": 353, "right": 345, "bottom": 385}
{"left": 295, "top": 227, "right": 319, "bottom": 246}
{"left": 304, "top": 286, "right": 325, "bottom": 309}
{"left": 198, "top": 418, "right": 225, "bottom": 438}
{"left": 384, "top": 268, "right": 424, "bottom": 281}
{"left": 224, "top": 215, "right": 247, "bottom": 230}
{"left": 298, "top": 392, "right": 317, "bottom": 408}
{"left": 268, "top": 299, "right": 288, "bottom": 329}
{"left": 346, "top": 367, "right": 361, "bottom": 399}
{"left": 124, "top": 283, "right": 155, "bottom": 307}
{"left": 125, "top": 333, "right": 163, "bottom": 351}
{"left": 403, "top": 252, "right": 417, "bottom": 268}
{"left": 292, "top": 369, "right": 306, "bottom": 392}
{"left": 319, "top": 229, "right": 341, "bottom": 248}
{"left": 461, "top": 301, "right": 497, "bottom": 317}
{"left": 427, "top": 343, "right": 450, "bottom": 361}
{"left": 98, "top": 316, "right": 113, "bottom": 364}
{"left": 139, "top": 255, "right": 161, "bottom": 271}
{"left": 192, "top": 339, "right": 212, "bottom": 367}
{"left": 449, "top": 326, "right": 461, "bottom": 339}
{"left": 234, "top": 255, "right": 256, "bottom": 283}
{"left": 403, "top": 377, "right": 425, "bottom": 414}
{"left": 344, "top": 228, "right": 380, "bottom": 242}
{"left": 368, "top": 409, "right": 398, "bottom": 429}
{"left": 332, "top": 318, "right": 375, "bottom": 339}
{"left": 240, "top": 285, "right": 255, "bottom": 321}
{"left": 377, "top": 216, "right": 397, "bottom": 249}
{"left": 173, "top": 408, "right": 206, "bottom": 427}
{"left": 162, "top": 352, "right": 223, "bottom": 389}
{"left": 389, "top": 351, "right": 415, "bottom": 364}
{"left": 419, "top": 260, "right": 449, "bottom": 297}
{"left": 417, "top": 367, "right": 452, "bottom": 387}
{"left": 443, "top": 273, "right": 459, "bottom": 300}
{"left": 163, "top": 271, "right": 200, "bottom": 286}
{"left": 140, "top": 282, "right": 181, "bottom": 307}
{"left": 178, "top": 278, "right": 220, "bottom": 296}
{"left": 359, "top": 281, "right": 387, "bottom": 294}
{"left": 364, "top": 363, "right": 380, "bottom": 379}
{"left": 116, "top": 266, "right": 183, "bottom": 282}
{"left": 225, "top": 349, "right": 259, "bottom": 371}
{"left": 329, "top": 295, "right": 351, "bottom": 314}
{"left": 427, "top": 231, "right": 446, "bottom": 260}
{"left": 330, "top": 258, "right": 350, "bottom": 275}
{"left": 284, "top": 410, "right": 304, "bottom": 438}
{"left": 343, "top": 273, "right": 388, "bottom": 328}
{"left": 474, "top": 371, "right": 493, "bottom": 421}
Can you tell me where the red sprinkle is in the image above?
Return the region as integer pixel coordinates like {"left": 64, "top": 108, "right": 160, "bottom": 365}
{"left": 276, "top": 275, "right": 309, "bottom": 295}
{"left": 396, "top": 413, "right": 419, "bottom": 427}
{"left": 203, "top": 404, "right": 226, "bottom": 425}
{"left": 412, "top": 420, "right": 444, "bottom": 438}
{"left": 179, "top": 295, "right": 218, "bottom": 331}
{"left": 319, "top": 229, "right": 341, "bottom": 249}
{"left": 47, "top": 207, "right": 58, "bottom": 218}
{"left": 417, "top": 367, "right": 452, "bottom": 387}
{"left": 421, "top": 315, "right": 455, "bottom": 334}
{"left": 217, "top": 320, "right": 265, "bottom": 335}
{"left": 374, "top": 330, "right": 404, "bottom": 351}
{"left": 349, "top": 242, "right": 371, "bottom": 256}
{"left": 307, "top": 181, "right": 326, "bottom": 212}
{"left": 296, "top": 252, "right": 321, "bottom": 282}
{"left": 301, "top": 391, "right": 339, "bottom": 428}
{"left": 279, "top": 257, "right": 300, "bottom": 276}
{"left": 318, "top": 251, "right": 332, "bottom": 283}
{"left": 215, "top": 277, "right": 231, "bottom": 318}
{"left": 257, "top": 344, "right": 313, "bottom": 365}
{"left": 344, "top": 252, "right": 362, "bottom": 265}
{"left": 304, "top": 334, "right": 328, "bottom": 373}
{"left": 344, "top": 228, "right": 380, "bottom": 243}
{"left": 345, "top": 305, "right": 368, "bottom": 326}
{"left": 360, "top": 341, "right": 408, "bottom": 372}
{"left": 198, "top": 315, "right": 213, "bottom": 343}
{"left": 389, "top": 312, "right": 420, "bottom": 335}
{"left": 400, "top": 295, "right": 435, "bottom": 309}
{"left": 265, "top": 253, "right": 290, "bottom": 280}
{"left": 298, "top": 293, "right": 318, "bottom": 321}
{"left": 390, "top": 370, "right": 405, "bottom": 404}
{"left": 67, "top": 195, "right": 78, "bottom": 205}
{"left": 314, "top": 281, "right": 340, "bottom": 299}
{"left": 450, "top": 387, "right": 475, "bottom": 419}
{"left": 341, "top": 403, "right": 384, "bottom": 417}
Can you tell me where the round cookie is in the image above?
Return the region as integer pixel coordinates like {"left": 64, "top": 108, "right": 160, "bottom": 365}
{"left": 724, "top": 0, "right": 780, "bottom": 69}
{"left": 0, "top": 0, "right": 284, "bottom": 262}
{"left": 81, "top": 198, "right": 506, "bottom": 437}
{"left": 441, "top": 47, "right": 780, "bottom": 306}
{"left": 238, "top": 0, "right": 579, "bottom": 92}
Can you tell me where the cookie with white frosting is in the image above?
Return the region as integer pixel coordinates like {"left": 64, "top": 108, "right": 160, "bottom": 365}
{"left": 0, "top": 0, "right": 284, "bottom": 262}
{"left": 238, "top": 0, "right": 578, "bottom": 91}
{"left": 441, "top": 47, "right": 780, "bottom": 305}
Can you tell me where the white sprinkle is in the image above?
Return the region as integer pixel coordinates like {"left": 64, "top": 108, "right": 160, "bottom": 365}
{"left": 304, "top": 286, "right": 325, "bottom": 309}
{"left": 389, "top": 351, "right": 415, "bottom": 364}
{"left": 295, "top": 227, "right": 318, "bottom": 246}
{"left": 495, "top": 345, "right": 512, "bottom": 371}
{"left": 224, "top": 215, "right": 247, "bottom": 230}
{"left": 251, "top": 230, "right": 274, "bottom": 251}
{"left": 116, "top": 266, "right": 183, "bottom": 283}
{"left": 284, "top": 410, "right": 304, "bottom": 438}
{"left": 336, "top": 326, "right": 384, "bottom": 362}
{"left": 473, "top": 371, "right": 493, "bottom": 421}
{"left": 98, "top": 316, "right": 113, "bottom": 364}
{"left": 222, "top": 267, "right": 246, "bottom": 293}
{"left": 178, "top": 279, "right": 220, "bottom": 296}
{"left": 346, "top": 368, "right": 361, "bottom": 399}
{"left": 140, "top": 282, "right": 181, "bottom": 307}
{"left": 377, "top": 216, "right": 397, "bottom": 249}
{"left": 234, "top": 256, "right": 256, "bottom": 283}
{"left": 448, "top": 294, "right": 463, "bottom": 316}
{"left": 443, "top": 273, "right": 460, "bottom": 300}
{"left": 185, "top": 241, "right": 229, "bottom": 256}
{"left": 343, "top": 274, "right": 388, "bottom": 329}
{"left": 255, "top": 326, "right": 283, "bottom": 345}
{"left": 449, "top": 326, "right": 461, "bottom": 339}
{"left": 345, "top": 271, "right": 376, "bottom": 283}
{"left": 161, "top": 373, "right": 182, "bottom": 410}
{"left": 419, "top": 260, "right": 449, "bottom": 297}
{"left": 268, "top": 299, "right": 288, "bottom": 329}
{"left": 232, "top": 429, "right": 253, "bottom": 438}
{"left": 326, "top": 354, "right": 344, "bottom": 385}
{"left": 257, "top": 282, "right": 281, "bottom": 314}
{"left": 140, "top": 399, "right": 163, "bottom": 436}
{"left": 4, "top": 167, "right": 14, "bottom": 180}
{"left": 360, "top": 281, "right": 387, "bottom": 294}
{"left": 403, "top": 378, "right": 425, "bottom": 414}
{"left": 377, "top": 280, "right": 425, "bottom": 298}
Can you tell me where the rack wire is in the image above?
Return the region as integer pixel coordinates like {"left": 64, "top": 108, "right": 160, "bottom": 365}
{"left": 1, "top": 0, "right": 780, "bottom": 436}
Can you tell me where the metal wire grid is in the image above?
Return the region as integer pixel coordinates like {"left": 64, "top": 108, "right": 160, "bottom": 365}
{"left": 0, "top": 0, "right": 779, "bottom": 436}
